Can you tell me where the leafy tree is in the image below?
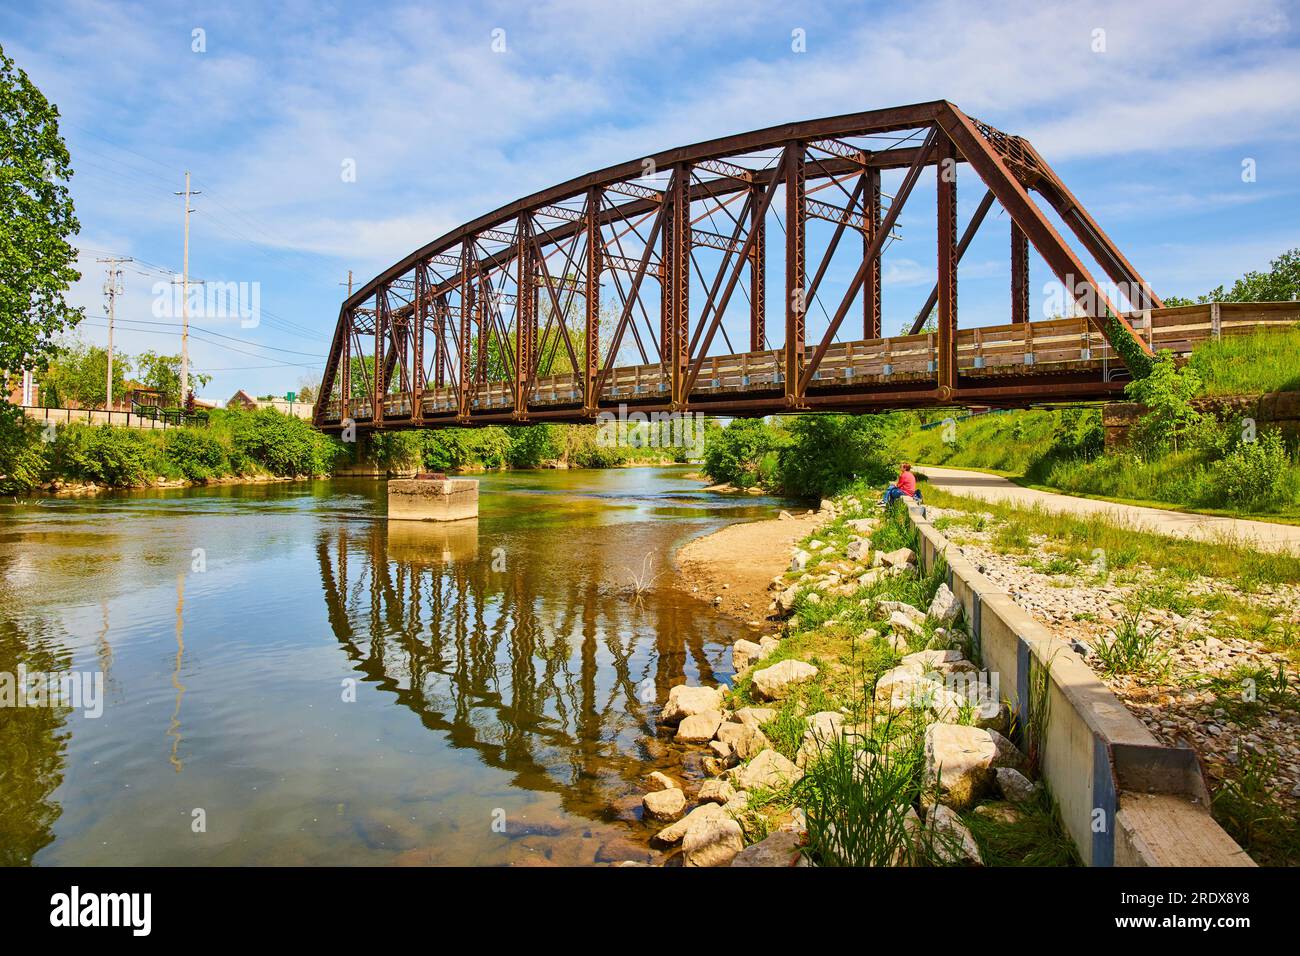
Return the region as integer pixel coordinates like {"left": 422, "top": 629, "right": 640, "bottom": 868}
{"left": 134, "top": 350, "right": 209, "bottom": 407}
{"left": 295, "top": 376, "right": 317, "bottom": 403}
{"left": 1124, "top": 350, "right": 1203, "bottom": 453}
{"left": 776, "top": 415, "right": 895, "bottom": 497}
{"left": 38, "top": 339, "right": 128, "bottom": 408}
{"left": 703, "top": 417, "right": 786, "bottom": 488}
{"left": 0, "top": 44, "right": 83, "bottom": 384}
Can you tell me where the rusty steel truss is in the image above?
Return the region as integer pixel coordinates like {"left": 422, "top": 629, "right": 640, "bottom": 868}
{"left": 314, "top": 100, "right": 1165, "bottom": 432}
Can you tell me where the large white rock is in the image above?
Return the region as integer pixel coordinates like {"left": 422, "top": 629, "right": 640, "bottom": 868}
{"left": 846, "top": 538, "right": 869, "bottom": 562}
{"left": 730, "top": 828, "right": 803, "bottom": 867}
{"left": 642, "top": 787, "right": 686, "bottom": 822}
{"left": 927, "top": 583, "right": 962, "bottom": 624}
{"left": 646, "top": 771, "right": 679, "bottom": 792}
{"left": 752, "top": 659, "right": 818, "bottom": 700}
{"left": 735, "top": 748, "right": 804, "bottom": 790}
{"left": 875, "top": 665, "right": 939, "bottom": 705}
{"left": 880, "top": 601, "right": 925, "bottom": 625}
{"left": 732, "top": 706, "right": 775, "bottom": 731}
{"left": 775, "top": 584, "right": 801, "bottom": 613}
{"left": 928, "top": 803, "right": 983, "bottom": 865}
{"left": 697, "top": 779, "right": 736, "bottom": 805}
{"left": 891, "top": 807, "right": 924, "bottom": 867}
{"left": 902, "top": 649, "right": 964, "bottom": 670}
{"left": 716, "top": 721, "right": 769, "bottom": 760}
{"left": 890, "top": 610, "right": 926, "bottom": 638}
{"left": 676, "top": 709, "right": 724, "bottom": 743}
{"left": 661, "top": 684, "right": 723, "bottom": 724}
{"left": 732, "top": 639, "right": 764, "bottom": 672}
{"left": 683, "top": 814, "right": 744, "bottom": 867}
{"left": 654, "top": 803, "right": 727, "bottom": 845}
{"left": 996, "top": 767, "right": 1039, "bottom": 804}
{"left": 923, "top": 723, "right": 1024, "bottom": 810}
{"left": 790, "top": 549, "right": 811, "bottom": 572}
{"left": 882, "top": 547, "right": 916, "bottom": 568}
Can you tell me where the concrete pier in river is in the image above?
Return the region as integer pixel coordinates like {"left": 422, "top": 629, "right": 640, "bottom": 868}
{"left": 387, "top": 477, "right": 479, "bottom": 521}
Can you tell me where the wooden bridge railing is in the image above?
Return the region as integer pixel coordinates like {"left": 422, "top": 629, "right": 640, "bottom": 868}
{"left": 320, "top": 302, "right": 1298, "bottom": 423}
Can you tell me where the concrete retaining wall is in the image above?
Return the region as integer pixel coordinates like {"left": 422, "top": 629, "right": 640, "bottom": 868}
{"left": 905, "top": 500, "right": 1254, "bottom": 867}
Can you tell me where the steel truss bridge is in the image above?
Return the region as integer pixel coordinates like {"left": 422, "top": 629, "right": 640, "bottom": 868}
{"left": 314, "top": 100, "right": 1296, "bottom": 433}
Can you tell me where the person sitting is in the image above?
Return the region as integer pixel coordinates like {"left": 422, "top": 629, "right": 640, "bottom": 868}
{"left": 882, "top": 463, "right": 921, "bottom": 507}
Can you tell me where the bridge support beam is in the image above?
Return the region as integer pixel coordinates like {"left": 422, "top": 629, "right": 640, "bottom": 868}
{"left": 666, "top": 165, "right": 691, "bottom": 406}
{"left": 863, "top": 168, "right": 882, "bottom": 339}
{"left": 936, "top": 136, "right": 958, "bottom": 395}
{"left": 1011, "top": 221, "right": 1030, "bottom": 324}
{"left": 750, "top": 183, "right": 766, "bottom": 352}
{"left": 457, "top": 244, "right": 474, "bottom": 420}
{"left": 784, "top": 142, "right": 806, "bottom": 404}
{"left": 515, "top": 223, "right": 537, "bottom": 416}
{"left": 584, "top": 187, "right": 602, "bottom": 413}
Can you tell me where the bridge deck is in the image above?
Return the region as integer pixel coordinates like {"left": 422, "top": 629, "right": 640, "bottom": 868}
{"left": 318, "top": 302, "right": 1297, "bottom": 429}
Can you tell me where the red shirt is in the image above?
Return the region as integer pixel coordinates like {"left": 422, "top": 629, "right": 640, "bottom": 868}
{"left": 897, "top": 470, "right": 916, "bottom": 496}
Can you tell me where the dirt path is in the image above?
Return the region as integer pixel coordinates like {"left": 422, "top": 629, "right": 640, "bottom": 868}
{"left": 675, "top": 511, "right": 825, "bottom": 622}
{"left": 918, "top": 465, "right": 1300, "bottom": 554}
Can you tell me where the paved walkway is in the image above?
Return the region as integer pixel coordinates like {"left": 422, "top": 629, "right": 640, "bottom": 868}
{"left": 917, "top": 465, "right": 1300, "bottom": 555}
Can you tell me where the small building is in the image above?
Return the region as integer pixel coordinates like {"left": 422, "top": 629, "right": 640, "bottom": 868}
{"left": 226, "top": 389, "right": 259, "bottom": 411}
{"left": 4, "top": 369, "right": 39, "bottom": 406}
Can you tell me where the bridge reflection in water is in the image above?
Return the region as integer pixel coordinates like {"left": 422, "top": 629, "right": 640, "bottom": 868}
{"left": 313, "top": 497, "right": 742, "bottom": 864}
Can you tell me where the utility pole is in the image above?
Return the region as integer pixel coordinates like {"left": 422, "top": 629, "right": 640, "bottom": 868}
{"left": 175, "top": 173, "right": 201, "bottom": 404}
{"left": 340, "top": 270, "right": 353, "bottom": 297}
{"left": 97, "top": 256, "right": 132, "bottom": 409}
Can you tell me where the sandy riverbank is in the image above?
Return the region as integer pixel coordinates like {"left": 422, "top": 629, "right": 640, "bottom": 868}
{"left": 674, "top": 509, "right": 826, "bottom": 622}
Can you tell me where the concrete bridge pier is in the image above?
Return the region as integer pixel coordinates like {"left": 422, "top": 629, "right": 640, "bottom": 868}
{"left": 387, "top": 476, "right": 479, "bottom": 521}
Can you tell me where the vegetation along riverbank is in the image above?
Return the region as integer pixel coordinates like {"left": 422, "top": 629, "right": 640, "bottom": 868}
{"left": 658, "top": 490, "right": 1079, "bottom": 866}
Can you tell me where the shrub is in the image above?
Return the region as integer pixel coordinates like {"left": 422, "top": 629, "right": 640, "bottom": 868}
{"left": 48, "top": 423, "right": 157, "bottom": 486}
{"left": 163, "top": 428, "right": 228, "bottom": 481}
{"left": 703, "top": 418, "right": 784, "bottom": 488}
{"left": 1208, "top": 429, "right": 1294, "bottom": 509}
{"left": 507, "top": 424, "right": 561, "bottom": 469}
{"left": 0, "top": 405, "right": 46, "bottom": 493}
{"left": 228, "top": 408, "right": 338, "bottom": 477}
{"left": 367, "top": 431, "right": 423, "bottom": 473}
{"left": 775, "top": 414, "right": 894, "bottom": 498}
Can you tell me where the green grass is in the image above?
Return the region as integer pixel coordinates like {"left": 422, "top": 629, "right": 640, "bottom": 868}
{"left": 736, "top": 489, "right": 1079, "bottom": 865}
{"left": 894, "top": 409, "right": 1057, "bottom": 476}
{"left": 1210, "top": 747, "right": 1300, "bottom": 866}
{"left": 794, "top": 721, "right": 930, "bottom": 867}
{"left": 1190, "top": 324, "right": 1300, "bottom": 396}
{"left": 888, "top": 326, "right": 1300, "bottom": 521}
{"left": 962, "top": 787, "right": 1081, "bottom": 866}
{"left": 1092, "top": 605, "right": 1171, "bottom": 681}
{"left": 921, "top": 484, "right": 1300, "bottom": 591}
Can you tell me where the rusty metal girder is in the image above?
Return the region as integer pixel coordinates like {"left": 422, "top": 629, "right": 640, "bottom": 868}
{"left": 314, "top": 101, "right": 1165, "bottom": 433}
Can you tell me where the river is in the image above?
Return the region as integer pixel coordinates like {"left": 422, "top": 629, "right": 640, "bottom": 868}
{"left": 0, "top": 466, "right": 794, "bottom": 866}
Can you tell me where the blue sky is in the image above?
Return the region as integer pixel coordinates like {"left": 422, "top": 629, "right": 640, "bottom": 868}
{"left": 5, "top": 0, "right": 1299, "bottom": 401}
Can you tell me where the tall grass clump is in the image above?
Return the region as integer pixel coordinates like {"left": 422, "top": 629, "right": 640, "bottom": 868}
{"left": 794, "top": 718, "right": 927, "bottom": 867}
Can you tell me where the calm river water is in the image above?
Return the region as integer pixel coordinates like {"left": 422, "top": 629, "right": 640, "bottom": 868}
{"left": 0, "top": 466, "right": 793, "bottom": 866}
